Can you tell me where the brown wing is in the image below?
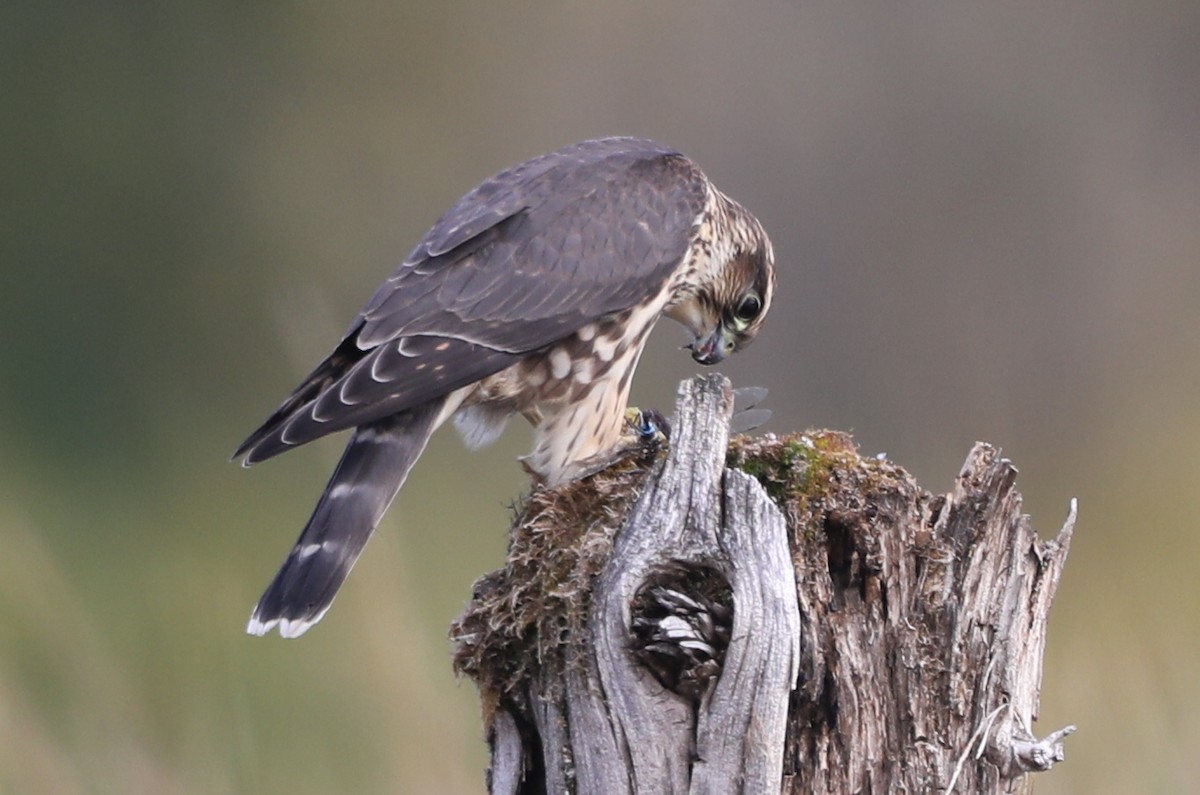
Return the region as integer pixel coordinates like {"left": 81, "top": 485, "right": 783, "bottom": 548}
{"left": 235, "top": 137, "right": 709, "bottom": 464}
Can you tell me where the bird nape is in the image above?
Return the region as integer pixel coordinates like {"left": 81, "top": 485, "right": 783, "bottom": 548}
{"left": 236, "top": 136, "right": 776, "bottom": 638}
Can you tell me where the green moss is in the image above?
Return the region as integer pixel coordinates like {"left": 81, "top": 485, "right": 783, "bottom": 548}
{"left": 726, "top": 430, "right": 904, "bottom": 555}
{"left": 727, "top": 430, "right": 857, "bottom": 504}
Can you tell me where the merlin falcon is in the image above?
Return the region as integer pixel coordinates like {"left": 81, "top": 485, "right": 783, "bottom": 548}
{"left": 237, "top": 137, "right": 776, "bottom": 638}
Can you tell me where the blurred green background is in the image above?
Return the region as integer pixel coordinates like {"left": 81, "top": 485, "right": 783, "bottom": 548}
{"left": 2, "top": 3, "right": 1197, "bottom": 793}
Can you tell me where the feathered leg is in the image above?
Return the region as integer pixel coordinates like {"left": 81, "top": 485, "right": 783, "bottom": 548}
{"left": 247, "top": 399, "right": 446, "bottom": 638}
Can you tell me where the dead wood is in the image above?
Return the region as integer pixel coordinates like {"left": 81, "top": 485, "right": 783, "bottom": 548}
{"left": 452, "top": 374, "right": 1074, "bottom": 794}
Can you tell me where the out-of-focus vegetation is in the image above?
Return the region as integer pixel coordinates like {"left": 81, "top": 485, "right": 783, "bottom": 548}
{"left": 2, "top": 3, "right": 1198, "bottom": 793}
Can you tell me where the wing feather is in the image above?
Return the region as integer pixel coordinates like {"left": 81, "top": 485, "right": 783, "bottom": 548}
{"left": 356, "top": 138, "right": 707, "bottom": 348}
{"left": 236, "top": 137, "right": 708, "bottom": 464}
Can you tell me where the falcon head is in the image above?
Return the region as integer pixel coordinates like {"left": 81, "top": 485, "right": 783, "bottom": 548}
{"left": 668, "top": 194, "right": 776, "bottom": 365}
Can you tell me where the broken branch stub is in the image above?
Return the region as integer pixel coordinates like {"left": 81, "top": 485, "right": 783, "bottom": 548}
{"left": 451, "top": 374, "right": 1074, "bottom": 794}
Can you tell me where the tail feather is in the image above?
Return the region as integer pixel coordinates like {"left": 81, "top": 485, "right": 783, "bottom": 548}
{"left": 247, "top": 401, "right": 444, "bottom": 638}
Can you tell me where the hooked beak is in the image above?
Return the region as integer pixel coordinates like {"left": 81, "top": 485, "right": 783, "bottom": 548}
{"left": 689, "top": 322, "right": 730, "bottom": 365}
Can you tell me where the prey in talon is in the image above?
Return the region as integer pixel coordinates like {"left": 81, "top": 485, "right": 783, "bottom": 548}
{"left": 630, "top": 407, "right": 671, "bottom": 446}
{"left": 235, "top": 137, "right": 776, "bottom": 638}
{"left": 532, "top": 406, "right": 674, "bottom": 486}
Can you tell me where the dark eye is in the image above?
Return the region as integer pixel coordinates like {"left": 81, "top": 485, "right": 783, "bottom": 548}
{"left": 733, "top": 293, "right": 762, "bottom": 325}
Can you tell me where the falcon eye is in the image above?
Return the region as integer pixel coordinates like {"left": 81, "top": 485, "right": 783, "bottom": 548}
{"left": 731, "top": 293, "right": 762, "bottom": 330}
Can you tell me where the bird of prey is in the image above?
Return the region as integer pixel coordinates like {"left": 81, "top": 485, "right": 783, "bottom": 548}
{"left": 236, "top": 137, "right": 775, "bottom": 638}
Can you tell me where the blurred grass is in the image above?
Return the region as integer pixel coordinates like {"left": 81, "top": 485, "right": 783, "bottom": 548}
{"left": 0, "top": 457, "right": 500, "bottom": 794}
{"left": 1037, "top": 408, "right": 1200, "bottom": 794}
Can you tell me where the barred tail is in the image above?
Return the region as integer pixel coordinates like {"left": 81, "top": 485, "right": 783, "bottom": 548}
{"left": 246, "top": 400, "right": 445, "bottom": 638}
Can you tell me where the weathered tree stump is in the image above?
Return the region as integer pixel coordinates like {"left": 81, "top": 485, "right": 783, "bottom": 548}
{"left": 452, "top": 374, "right": 1075, "bottom": 794}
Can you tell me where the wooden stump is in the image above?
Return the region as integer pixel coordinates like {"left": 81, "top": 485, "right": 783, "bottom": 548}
{"left": 452, "top": 374, "right": 1075, "bottom": 794}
